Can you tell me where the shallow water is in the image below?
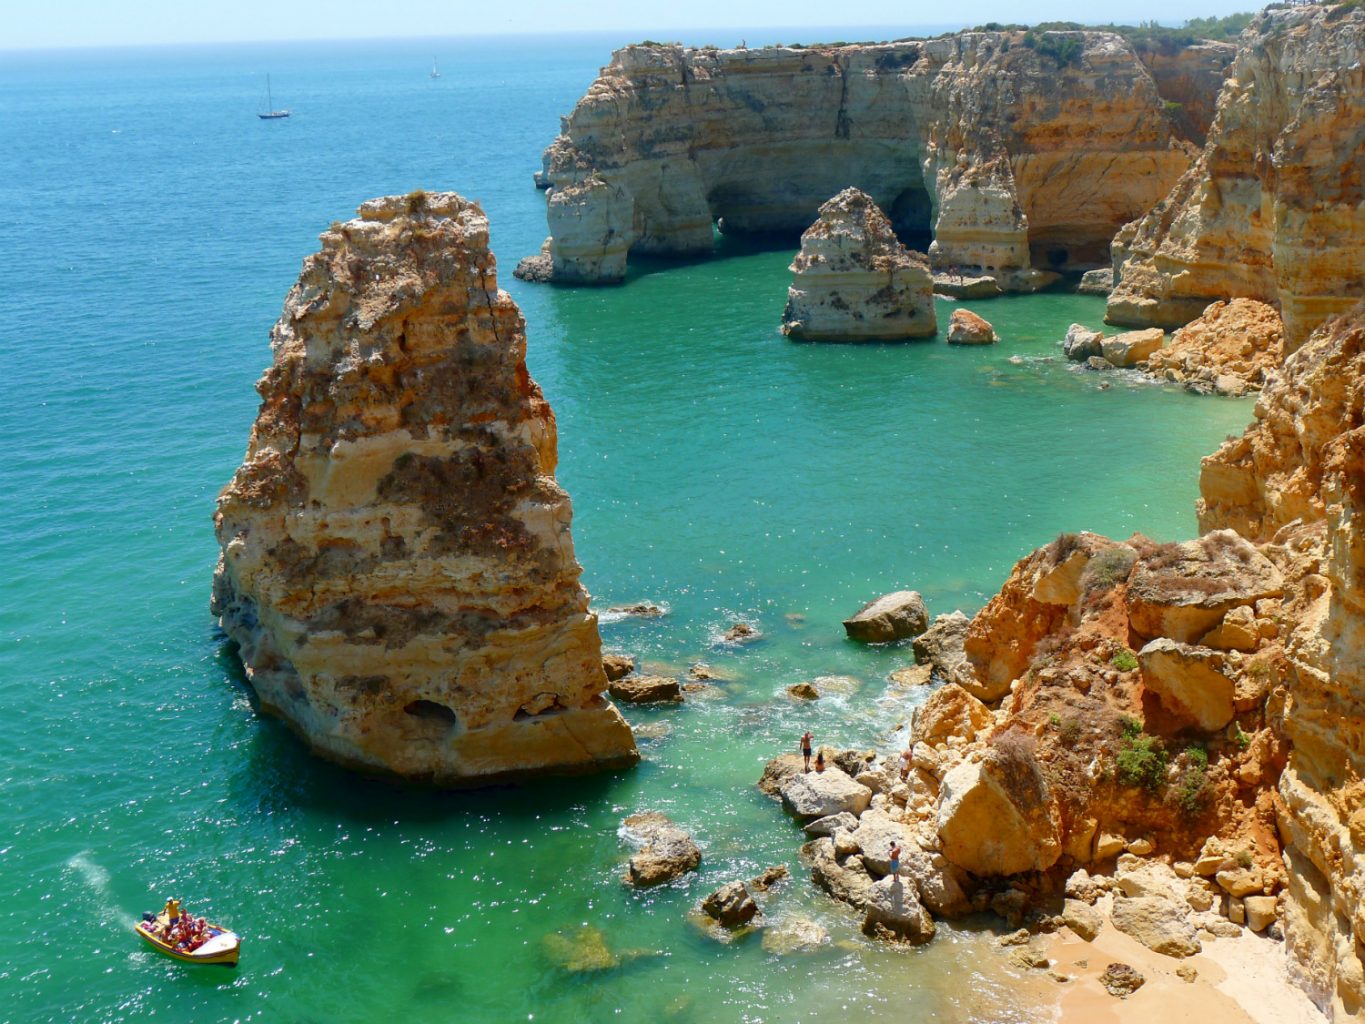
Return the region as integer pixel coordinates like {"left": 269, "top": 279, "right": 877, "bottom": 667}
{"left": 0, "top": 34, "right": 1256, "bottom": 1023}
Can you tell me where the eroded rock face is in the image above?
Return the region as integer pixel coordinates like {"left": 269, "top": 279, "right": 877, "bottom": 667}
{"left": 1199, "top": 304, "right": 1365, "bottom": 540}
{"left": 536, "top": 33, "right": 1191, "bottom": 284}
{"left": 211, "top": 192, "right": 639, "bottom": 786}
{"left": 782, "top": 189, "right": 934, "bottom": 341}
{"left": 1107, "top": 6, "right": 1365, "bottom": 348}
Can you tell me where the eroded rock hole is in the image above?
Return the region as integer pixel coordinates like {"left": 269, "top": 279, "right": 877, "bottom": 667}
{"left": 404, "top": 699, "right": 458, "bottom": 726}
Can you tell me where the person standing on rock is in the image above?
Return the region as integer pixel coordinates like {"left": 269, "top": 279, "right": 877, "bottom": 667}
{"left": 889, "top": 842, "right": 901, "bottom": 881}
{"left": 899, "top": 744, "right": 913, "bottom": 781}
{"left": 814, "top": 751, "right": 826, "bottom": 773}
{"left": 800, "top": 731, "right": 813, "bottom": 773}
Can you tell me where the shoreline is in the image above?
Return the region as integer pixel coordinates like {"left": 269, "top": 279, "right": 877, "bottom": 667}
{"left": 1039, "top": 902, "right": 1325, "bottom": 1024}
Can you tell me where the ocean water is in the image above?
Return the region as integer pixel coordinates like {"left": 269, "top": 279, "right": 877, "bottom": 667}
{"left": 0, "top": 35, "right": 1257, "bottom": 1024}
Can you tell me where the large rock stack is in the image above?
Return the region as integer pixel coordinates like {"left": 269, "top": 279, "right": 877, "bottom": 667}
{"left": 212, "top": 192, "right": 639, "bottom": 786}
{"left": 781, "top": 189, "right": 935, "bottom": 341}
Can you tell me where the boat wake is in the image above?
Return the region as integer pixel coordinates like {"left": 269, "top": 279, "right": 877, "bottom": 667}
{"left": 65, "top": 852, "right": 128, "bottom": 928}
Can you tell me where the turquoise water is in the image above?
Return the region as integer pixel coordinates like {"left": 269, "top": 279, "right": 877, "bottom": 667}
{"left": 0, "top": 36, "right": 1256, "bottom": 1024}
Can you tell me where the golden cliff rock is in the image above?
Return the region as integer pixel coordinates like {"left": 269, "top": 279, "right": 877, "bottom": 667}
{"left": 1107, "top": 5, "right": 1365, "bottom": 349}
{"left": 534, "top": 32, "right": 1193, "bottom": 287}
{"left": 212, "top": 192, "right": 639, "bottom": 786}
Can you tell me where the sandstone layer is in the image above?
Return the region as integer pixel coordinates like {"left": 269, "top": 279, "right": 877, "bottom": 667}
{"left": 1107, "top": 5, "right": 1365, "bottom": 349}
{"left": 212, "top": 192, "right": 639, "bottom": 786}
{"left": 535, "top": 31, "right": 1194, "bottom": 285}
{"left": 781, "top": 189, "right": 935, "bottom": 341}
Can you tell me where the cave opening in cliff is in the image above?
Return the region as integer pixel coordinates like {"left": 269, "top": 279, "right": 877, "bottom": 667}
{"left": 888, "top": 184, "right": 933, "bottom": 251}
{"left": 404, "top": 699, "right": 458, "bottom": 726}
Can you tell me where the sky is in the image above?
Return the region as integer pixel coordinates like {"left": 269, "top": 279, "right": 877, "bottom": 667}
{"left": 5, "top": 0, "right": 1260, "bottom": 50}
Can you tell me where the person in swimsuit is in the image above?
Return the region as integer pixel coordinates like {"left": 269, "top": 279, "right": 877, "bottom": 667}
{"left": 899, "top": 745, "right": 913, "bottom": 781}
{"left": 889, "top": 842, "right": 901, "bottom": 880}
{"left": 814, "top": 751, "right": 826, "bottom": 773}
{"left": 800, "top": 731, "right": 813, "bottom": 773}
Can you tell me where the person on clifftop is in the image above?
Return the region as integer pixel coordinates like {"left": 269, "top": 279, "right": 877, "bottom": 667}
{"left": 800, "top": 731, "right": 814, "bottom": 773}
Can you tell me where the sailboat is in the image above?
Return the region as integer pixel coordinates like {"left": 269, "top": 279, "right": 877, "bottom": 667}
{"left": 258, "top": 74, "right": 290, "bottom": 120}
{"left": 430, "top": 57, "right": 441, "bottom": 79}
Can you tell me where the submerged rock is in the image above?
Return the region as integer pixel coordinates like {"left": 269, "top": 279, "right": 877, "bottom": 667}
{"left": 211, "top": 192, "right": 638, "bottom": 786}
{"left": 701, "top": 881, "right": 759, "bottom": 927}
{"left": 761, "top": 915, "right": 829, "bottom": 954}
{"left": 1078, "top": 268, "right": 1113, "bottom": 295}
{"left": 622, "top": 812, "right": 701, "bottom": 887}
{"left": 782, "top": 189, "right": 935, "bottom": 342}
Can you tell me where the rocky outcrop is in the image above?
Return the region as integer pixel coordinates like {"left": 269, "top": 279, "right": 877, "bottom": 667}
{"left": 1107, "top": 5, "right": 1365, "bottom": 349}
{"left": 1198, "top": 303, "right": 1365, "bottom": 540}
{"left": 843, "top": 588, "right": 930, "bottom": 642}
{"left": 535, "top": 32, "right": 1191, "bottom": 284}
{"left": 211, "top": 192, "right": 638, "bottom": 786}
{"left": 1144, "top": 298, "right": 1283, "bottom": 395}
{"left": 780, "top": 766, "right": 873, "bottom": 819}
{"left": 781, "top": 189, "right": 934, "bottom": 341}
{"left": 608, "top": 675, "right": 682, "bottom": 703}
{"left": 946, "top": 309, "right": 998, "bottom": 344}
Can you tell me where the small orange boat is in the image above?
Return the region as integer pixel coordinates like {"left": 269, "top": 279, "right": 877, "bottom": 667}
{"left": 136, "top": 911, "right": 240, "bottom": 967}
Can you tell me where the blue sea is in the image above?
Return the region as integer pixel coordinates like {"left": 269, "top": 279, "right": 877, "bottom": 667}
{"left": 0, "top": 33, "right": 1254, "bottom": 1023}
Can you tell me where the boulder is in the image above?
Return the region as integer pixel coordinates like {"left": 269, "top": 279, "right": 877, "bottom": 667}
{"left": 701, "top": 881, "right": 758, "bottom": 927}
{"left": 787, "top": 682, "right": 820, "bottom": 700}
{"left": 1087, "top": 355, "right": 1115, "bottom": 371}
{"left": 912, "top": 683, "right": 993, "bottom": 745}
{"left": 1094, "top": 833, "right": 1126, "bottom": 861}
{"left": 804, "top": 812, "right": 859, "bottom": 838}
{"left": 1078, "top": 268, "right": 1113, "bottom": 295}
{"left": 804, "top": 837, "right": 876, "bottom": 909}
{"left": 888, "top": 664, "right": 934, "bottom": 688}
{"left": 1127, "top": 838, "right": 1155, "bottom": 856}
{"left": 1063, "top": 323, "right": 1105, "bottom": 361}
{"left": 1100, "top": 328, "right": 1165, "bottom": 368}
{"left": 1215, "top": 866, "right": 1263, "bottom": 898}
{"left": 757, "top": 753, "right": 806, "bottom": 797}
{"left": 606, "top": 602, "right": 665, "bottom": 618}
{"left": 622, "top": 812, "right": 701, "bottom": 887}
{"left": 601, "top": 653, "right": 636, "bottom": 681}
{"left": 843, "top": 590, "right": 929, "bottom": 643}
{"left": 749, "top": 865, "right": 789, "bottom": 891}
{"left": 1137, "top": 639, "right": 1235, "bottom": 732}
{"left": 1126, "top": 531, "right": 1284, "bottom": 643}
{"left": 1110, "top": 896, "right": 1201, "bottom": 957}
{"left": 761, "top": 915, "right": 829, "bottom": 954}
{"left": 934, "top": 273, "right": 1002, "bottom": 299}
{"left": 780, "top": 767, "right": 873, "bottom": 819}
{"left": 936, "top": 752, "right": 1062, "bottom": 876}
{"left": 861, "top": 875, "right": 936, "bottom": 944}
{"left": 847, "top": 810, "right": 918, "bottom": 875}
{"left": 1100, "top": 962, "right": 1146, "bottom": 998}
{"left": 947, "top": 308, "right": 999, "bottom": 344}
{"left": 1064, "top": 899, "right": 1103, "bottom": 941}
{"left": 608, "top": 675, "right": 683, "bottom": 704}
{"left": 1244, "top": 895, "right": 1278, "bottom": 932}
{"left": 911, "top": 610, "right": 973, "bottom": 686}
{"left": 1199, "top": 604, "right": 1259, "bottom": 652}
{"left": 1114, "top": 854, "right": 1182, "bottom": 901}
{"left": 906, "top": 850, "right": 971, "bottom": 918}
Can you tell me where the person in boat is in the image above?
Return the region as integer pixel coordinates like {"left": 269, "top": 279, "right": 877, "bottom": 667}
{"left": 800, "top": 731, "right": 813, "bottom": 773}
{"left": 163, "top": 897, "right": 182, "bottom": 925}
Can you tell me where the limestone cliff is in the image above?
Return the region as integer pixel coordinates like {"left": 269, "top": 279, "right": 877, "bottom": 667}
{"left": 1107, "top": 5, "right": 1365, "bottom": 349}
{"left": 536, "top": 32, "right": 1191, "bottom": 285}
{"left": 1134, "top": 41, "right": 1236, "bottom": 147}
{"left": 212, "top": 192, "right": 639, "bottom": 786}
{"left": 781, "top": 188, "right": 935, "bottom": 341}
{"left": 1144, "top": 298, "right": 1284, "bottom": 396}
{"left": 1199, "top": 304, "right": 1365, "bottom": 1019}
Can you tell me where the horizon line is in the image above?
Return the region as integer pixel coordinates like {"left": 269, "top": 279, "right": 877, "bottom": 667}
{"left": 0, "top": 16, "right": 1217, "bottom": 55}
